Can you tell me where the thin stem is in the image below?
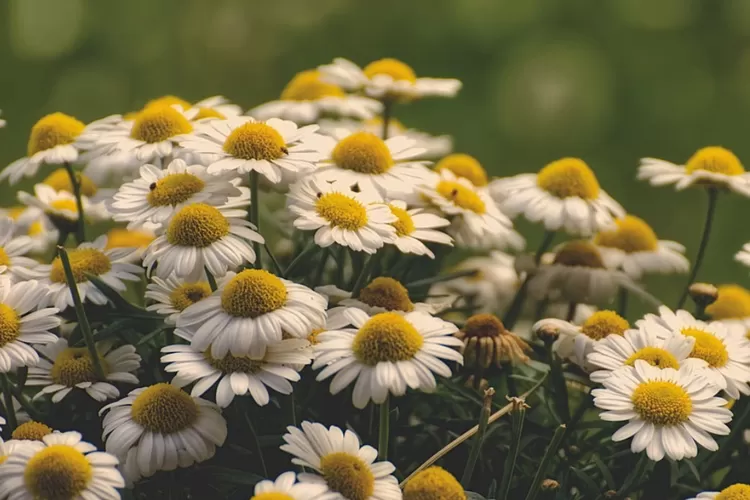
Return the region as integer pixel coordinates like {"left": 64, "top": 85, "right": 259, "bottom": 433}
{"left": 56, "top": 231, "right": 69, "bottom": 247}
{"left": 285, "top": 242, "right": 318, "bottom": 278}
{"left": 565, "top": 302, "right": 577, "bottom": 322}
{"left": 677, "top": 188, "right": 718, "bottom": 309}
{"left": 617, "top": 288, "right": 629, "bottom": 318}
{"left": 1, "top": 375, "right": 18, "bottom": 431}
{"left": 498, "top": 399, "right": 527, "bottom": 500}
{"left": 381, "top": 101, "right": 393, "bottom": 140}
{"left": 242, "top": 406, "right": 268, "bottom": 477}
{"left": 63, "top": 162, "right": 86, "bottom": 243}
{"left": 378, "top": 396, "right": 390, "bottom": 460}
{"left": 312, "top": 248, "right": 330, "bottom": 287}
{"left": 615, "top": 453, "right": 652, "bottom": 499}
{"left": 461, "top": 388, "right": 495, "bottom": 488}
{"left": 205, "top": 267, "right": 217, "bottom": 292}
{"left": 351, "top": 252, "right": 381, "bottom": 298}
{"left": 249, "top": 171, "right": 262, "bottom": 270}
{"left": 524, "top": 425, "right": 567, "bottom": 500}
{"left": 405, "top": 269, "right": 478, "bottom": 290}
{"left": 57, "top": 246, "right": 105, "bottom": 379}
{"left": 264, "top": 244, "right": 285, "bottom": 278}
{"left": 8, "top": 383, "right": 43, "bottom": 421}
{"left": 545, "top": 337, "right": 570, "bottom": 423}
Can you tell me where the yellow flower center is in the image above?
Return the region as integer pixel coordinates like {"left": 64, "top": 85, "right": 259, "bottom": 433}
{"left": 28, "top": 221, "right": 44, "bottom": 237}
{"left": 681, "top": 327, "right": 728, "bottom": 368}
{"left": 12, "top": 421, "right": 54, "bottom": 441}
{"left": 252, "top": 494, "right": 295, "bottom": 500}
{"left": 24, "top": 444, "right": 93, "bottom": 500}
{"left": 42, "top": 169, "right": 98, "bottom": 197}
{"left": 436, "top": 181, "right": 486, "bottom": 214}
{"left": 403, "top": 466, "right": 466, "bottom": 500}
{"left": 319, "top": 452, "right": 375, "bottom": 500}
{"left": 50, "top": 348, "right": 108, "bottom": 386}
{"left": 365, "top": 117, "right": 406, "bottom": 134}
{"left": 315, "top": 193, "right": 368, "bottom": 231}
{"left": 685, "top": 146, "right": 744, "bottom": 176}
{"left": 48, "top": 199, "right": 79, "bottom": 216}
{"left": 0, "top": 247, "right": 9, "bottom": 268}
{"left": 130, "top": 105, "right": 193, "bottom": 143}
{"left": 536, "top": 158, "right": 600, "bottom": 199}
{"left": 204, "top": 351, "right": 263, "bottom": 374}
{"left": 0, "top": 304, "right": 20, "bottom": 348}
{"left": 580, "top": 311, "right": 629, "bottom": 341}
{"left": 631, "top": 380, "right": 692, "bottom": 425}
{"left": 49, "top": 248, "right": 111, "bottom": 284}
{"left": 358, "top": 277, "right": 414, "bottom": 312}
{"left": 193, "top": 107, "right": 226, "bottom": 120}
{"left": 144, "top": 95, "right": 192, "bottom": 111}
{"left": 363, "top": 58, "right": 417, "bottom": 83}
{"left": 595, "top": 215, "right": 658, "bottom": 253}
{"left": 280, "top": 69, "right": 345, "bottom": 101}
{"left": 130, "top": 383, "right": 199, "bottom": 434}
{"left": 624, "top": 347, "right": 680, "bottom": 369}
{"left": 716, "top": 484, "right": 750, "bottom": 500}
{"left": 169, "top": 282, "right": 212, "bottom": 312}
{"left": 221, "top": 269, "right": 287, "bottom": 318}
{"left": 705, "top": 284, "right": 750, "bottom": 320}
{"left": 222, "top": 122, "right": 288, "bottom": 161}
{"left": 308, "top": 328, "right": 324, "bottom": 345}
{"left": 435, "top": 154, "right": 488, "bottom": 187}
{"left": 553, "top": 240, "right": 605, "bottom": 268}
{"left": 27, "top": 113, "right": 85, "bottom": 157}
{"left": 352, "top": 312, "right": 424, "bottom": 365}
{"left": 6, "top": 206, "right": 26, "bottom": 220}
{"left": 147, "top": 173, "right": 206, "bottom": 207}
{"left": 331, "top": 132, "right": 394, "bottom": 175}
{"left": 389, "top": 204, "right": 415, "bottom": 236}
{"left": 105, "top": 228, "right": 154, "bottom": 250}
{"left": 166, "top": 204, "right": 230, "bottom": 248}
{"left": 462, "top": 313, "right": 506, "bottom": 338}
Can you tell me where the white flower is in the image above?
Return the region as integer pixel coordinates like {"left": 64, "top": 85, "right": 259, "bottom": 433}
{"left": 736, "top": 242, "right": 750, "bottom": 270}
{"left": 0, "top": 431, "right": 124, "bottom": 500}
{"left": 0, "top": 439, "right": 30, "bottom": 464}
{"left": 190, "top": 95, "right": 243, "bottom": 120}
{"left": 251, "top": 472, "right": 328, "bottom": 500}
{"left": 313, "top": 308, "right": 463, "bottom": 409}
{"left": 17, "top": 184, "right": 109, "bottom": 228}
{"left": 3, "top": 206, "right": 59, "bottom": 255}
{"left": 0, "top": 218, "right": 40, "bottom": 281}
{"left": 287, "top": 176, "right": 396, "bottom": 254}
{"left": 592, "top": 361, "right": 732, "bottom": 461}
{"left": 162, "top": 337, "right": 313, "bottom": 407}
{"left": 385, "top": 200, "right": 452, "bottom": 258}
{"left": 27, "top": 338, "right": 140, "bottom": 403}
{"left": 686, "top": 484, "right": 750, "bottom": 499}
{"left": 491, "top": 157, "right": 624, "bottom": 237}
{"left": 100, "top": 383, "right": 227, "bottom": 485}
{"left": 145, "top": 273, "right": 212, "bottom": 325}
{"left": 638, "top": 146, "right": 750, "bottom": 196}
{"left": 319, "top": 57, "right": 461, "bottom": 100}
{"left": 176, "top": 268, "right": 327, "bottom": 358}
{"left": 281, "top": 421, "right": 401, "bottom": 500}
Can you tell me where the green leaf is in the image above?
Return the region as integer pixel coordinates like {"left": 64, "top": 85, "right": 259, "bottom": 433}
{"left": 86, "top": 274, "right": 163, "bottom": 319}
{"left": 569, "top": 467, "right": 600, "bottom": 497}
{"left": 592, "top": 455, "right": 615, "bottom": 490}
{"left": 466, "top": 492, "right": 487, "bottom": 500}
{"left": 201, "top": 466, "right": 264, "bottom": 486}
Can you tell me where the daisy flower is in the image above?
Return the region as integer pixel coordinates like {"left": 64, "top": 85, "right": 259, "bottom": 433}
{"left": 592, "top": 360, "right": 732, "bottom": 461}
{"left": 403, "top": 467, "right": 465, "bottom": 500}
{"left": 100, "top": 383, "right": 227, "bottom": 484}
{"left": 161, "top": 337, "right": 313, "bottom": 407}
{"left": 104, "top": 227, "right": 155, "bottom": 259}
{"left": 39, "top": 166, "right": 102, "bottom": 199}
{"left": 593, "top": 215, "right": 689, "bottom": 279}
{"left": 456, "top": 313, "right": 532, "bottom": 367}
{"left": 319, "top": 57, "right": 461, "bottom": 101}
{"left": 17, "top": 184, "right": 109, "bottom": 232}
{"left": 27, "top": 338, "right": 140, "bottom": 403}
{"left": 0, "top": 112, "right": 85, "bottom": 185}
{"left": 146, "top": 273, "right": 212, "bottom": 325}
{"left": 0, "top": 431, "right": 124, "bottom": 500}
{"left": 0, "top": 217, "right": 40, "bottom": 281}
{"left": 434, "top": 153, "right": 489, "bottom": 187}
{"left": 491, "top": 157, "right": 624, "bottom": 237}
{"left": 313, "top": 308, "right": 463, "bottom": 409}
{"left": 386, "top": 200, "right": 452, "bottom": 258}
{"left": 0, "top": 439, "right": 30, "bottom": 464}
{"left": 703, "top": 284, "right": 750, "bottom": 332}
{"left": 736, "top": 243, "right": 750, "bottom": 270}
{"left": 176, "top": 268, "right": 327, "bottom": 358}
{"left": 190, "top": 95, "right": 243, "bottom": 120}
{"left": 287, "top": 177, "right": 396, "bottom": 254}
{"left": 251, "top": 472, "right": 328, "bottom": 500}
{"left": 250, "top": 69, "right": 382, "bottom": 124}
{"left": 11, "top": 421, "right": 54, "bottom": 441}
{"left": 687, "top": 484, "right": 750, "bottom": 499}
{"left": 1, "top": 206, "right": 58, "bottom": 254}
{"left": 639, "top": 146, "right": 750, "bottom": 196}
{"left": 281, "top": 421, "right": 401, "bottom": 500}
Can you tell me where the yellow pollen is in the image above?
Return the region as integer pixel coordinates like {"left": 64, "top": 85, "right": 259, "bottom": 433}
{"left": 50, "top": 348, "right": 108, "bottom": 386}
{"left": 27, "top": 112, "right": 85, "bottom": 157}
{"left": 435, "top": 154, "right": 488, "bottom": 187}
{"left": 553, "top": 240, "right": 605, "bottom": 268}
{"left": 315, "top": 193, "right": 368, "bottom": 231}
{"left": 352, "top": 312, "right": 424, "bottom": 365}
{"left": 28, "top": 222, "right": 44, "bottom": 237}
{"left": 624, "top": 347, "right": 680, "bottom": 369}
{"left": 319, "top": 452, "right": 375, "bottom": 500}
{"left": 536, "top": 158, "right": 600, "bottom": 199}
{"left": 24, "top": 444, "right": 93, "bottom": 500}
{"left": 580, "top": 311, "right": 629, "bottom": 341}
{"left": 252, "top": 494, "right": 295, "bottom": 500}
{"left": 705, "top": 284, "right": 750, "bottom": 320}
{"left": 685, "top": 146, "right": 744, "bottom": 176}
{"left": 42, "top": 169, "right": 97, "bottom": 197}
{"left": 12, "top": 421, "right": 53, "bottom": 441}
{"left": 49, "top": 199, "right": 79, "bottom": 216}
{"left": 193, "top": 107, "right": 226, "bottom": 120}
{"left": 332, "top": 132, "right": 394, "bottom": 175}
{"left": 147, "top": 173, "right": 206, "bottom": 207}
{"left": 49, "top": 248, "right": 111, "bottom": 284}
{"left": 631, "top": 380, "right": 692, "bottom": 425}
{"left": 204, "top": 351, "right": 263, "bottom": 373}
{"left": 169, "top": 282, "right": 212, "bottom": 312}
{"left": 389, "top": 205, "right": 415, "bottom": 236}
{"left": 130, "top": 105, "right": 193, "bottom": 143}
{"left": 436, "top": 181, "right": 486, "bottom": 214}
{"left": 363, "top": 58, "right": 417, "bottom": 83}
{"left": 681, "top": 327, "right": 728, "bottom": 368}
{"left": 403, "top": 466, "right": 466, "bottom": 500}
{"left": 365, "top": 117, "right": 406, "bottom": 134}
{"left": 308, "top": 328, "right": 324, "bottom": 345}
{"left": 462, "top": 314, "right": 506, "bottom": 338}
{"left": 166, "top": 204, "right": 230, "bottom": 248}
{"left": 105, "top": 228, "right": 154, "bottom": 250}
{"left": 0, "top": 247, "right": 9, "bottom": 268}
{"left": 144, "top": 95, "right": 192, "bottom": 111}
{"left": 0, "top": 303, "right": 21, "bottom": 348}
{"left": 221, "top": 269, "right": 287, "bottom": 318}
{"left": 6, "top": 206, "right": 26, "bottom": 220}
{"left": 716, "top": 484, "right": 750, "bottom": 500}
{"left": 357, "top": 277, "right": 414, "bottom": 312}
{"left": 595, "top": 215, "right": 659, "bottom": 253}
{"left": 280, "top": 69, "right": 345, "bottom": 101}
{"left": 131, "top": 383, "right": 199, "bottom": 434}
{"left": 223, "top": 122, "right": 288, "bottom": 161}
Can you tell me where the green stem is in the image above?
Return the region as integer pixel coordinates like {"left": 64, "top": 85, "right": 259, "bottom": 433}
{"left": 249, "top": 171, "right": 262, "bottom": 270}
{"left": 242, "top": 406, "right": 268, "bottom": 477}
{"left": 677, "top": 188, "right": 718, "bottom": 309}
{"left": 461, "top": 388, "right": 494, "bottom": 488}
{"left": 205, "top": 267, "right": 217, "bottom": 292}
{"left": 617, "top": 288, "right": 629, "bottom": 319}
{"left": 311, "top": 248, "right": 330, "bottom": 287}
{"left": 381, "top": 101, "right": 393, "bottom": 140}
{"left": 351, "top": 252, "right": 381, "bottom": 298}
{"left": 615, "top": 453, "right": 652, "bottom": 499}
{"left": 524, "top": 425, "right": 567, "bottom": 500}
{"left": 285, "top": 242, "right": 318, "bottom": 278}
{"left": 546, "top": 337, "right": 570, "bottom": 423}
{"left": 1, "top": 375, "right": 18, "bottom": 431}
{"left": 56, "top": 231, "right": 69, "bottom": 247}
{"left": 498, "top": 400, "right": 527, "bottom": 500}
{"left": 63, "top": 162, "right": 86, "bottom": 243}
{"left": 57, "top": 246, "right": 105, "bottom": 380}
{"left": 404, "top": 269, "right": 478, "bottom": 290}
{"left": 8, "top": 383, "right": 43, "bottom": 421}
{"left": 264, "top": 244, "right": 285, "bottom": 278}
{"left": 378, "top": 396, "right": 390, "bottom": 460}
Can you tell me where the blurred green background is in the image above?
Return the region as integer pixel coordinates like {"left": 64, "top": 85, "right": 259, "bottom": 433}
{"left": 1, "top": 0, "right": 749, "bottom": 309}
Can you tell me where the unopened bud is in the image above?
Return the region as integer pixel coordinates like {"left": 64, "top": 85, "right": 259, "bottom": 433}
{"left": 689, "top": 283, "right": 718, "bottom": 310}
{"left": 534, "top": 321, "right": 560, "bottom": 343}
{"left": 567, "top": 445, "right": 581, "bottom": 457}
{"left": 541, "top": 479, "right": 559, "bottom": 491}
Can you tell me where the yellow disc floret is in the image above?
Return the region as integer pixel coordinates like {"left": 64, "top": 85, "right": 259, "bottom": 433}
{"left": 403, "top": 466, "right": 466, "bottom": 500}
{"left": 147, "top": 173, "right": 206, "bottom": 207}
{"left": 49, "top": 199, "right": 79, "bottom": 216}
{"left": 681, "top": 327, "right": 728, "bottom": 368}
{"left": 706, "top": 284, "right": 750, "bottom": 320}
{"left": 166, "top": 204, "right": 230, "bottom": 248}
{"left": 316, "top": 193, "right": 368, "bottom": 231}
{"left": 24, "top": 444, "right": 93, "bottom": 499}
{"left": 357, "top": 277, "right": 414, "bottom": 312}
{"left": 631, "top": 380, "right": 692, "bottom": 425}
{"left": 252, "top": 494, "right": 295, "bottom": 500}
{"left": 223, "top": 122, "right": 288, "bottom": 161}
{"left": 12, "top": 421, "right": 54, "bottom": 441}
{"left": 595, "top": 215, "right": 659, "bottom": 253}
{"left": 716, "top": 484, "right": 750, "bottom": 500}
{"left": 536, "top": 158, "right": 600, "bottom": 200}
{"left": 204, "top": 351, "right": 262, "bottom": 374}
{"left": 319, "top": 452, "right": 375, "bottom": 500}
{"left": 27, "top": 113, "right": 85, "bottom": 157}
{"left": 105, "top": 228, "right": 154, "bottom": 250}
{"left": 50, "top": 348, "right": 108, "bottom": 386}
{"left": 221, "top": 269, "right": 287, "bottom": 318}
{"left": 363, "top": 58, "right": 417, "bottom": 83}
{"left": 624, "top": 347, "right": 680, "bottom": 369}
{"left": 42, "top": 169, "right": 98, "bottom": 197}
{"left": 130, "top": 105, "right": 193, "bottom": 143}
{"left": 435, "top": 154, "right": 488, "bottom": 187}
{"left": 280, "top": 69, "right": 345, "bottom": 101}
{"left": 49, "top": 248, "right": 111, "bottom": 284}
{"left": 389, "top": 204, "right": 415, "bottom": 236}
{"left": 193, "top": 107, "right": 226, "bottom": 120}
{"left": 580, "top": 311, "right": 629, "bottom": 341}
{"left": 332, "top": 132, "right": 395, "bottom": 175}
{"left": 436, "top": 181, "right": 486, "bottom": 214}
{"left": 685, "top": 146, "right": 744, "bottom": 176}
{"left": 553, "top": 241, "right": 605, "bottom": 268}
{"left": 130, "top": 383, "right": 199, "bottom": 434}
{"left": 0, "top": 303, "right": 20, "bottom": 348}
{"left": 352, "top": 312, "right": 424, "bottom": 365}
{"left": 170, "top": 282, "right": 212, "bottom": 312}
{"left": 144, "top": 95, "right": 192, "bottom": 111}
